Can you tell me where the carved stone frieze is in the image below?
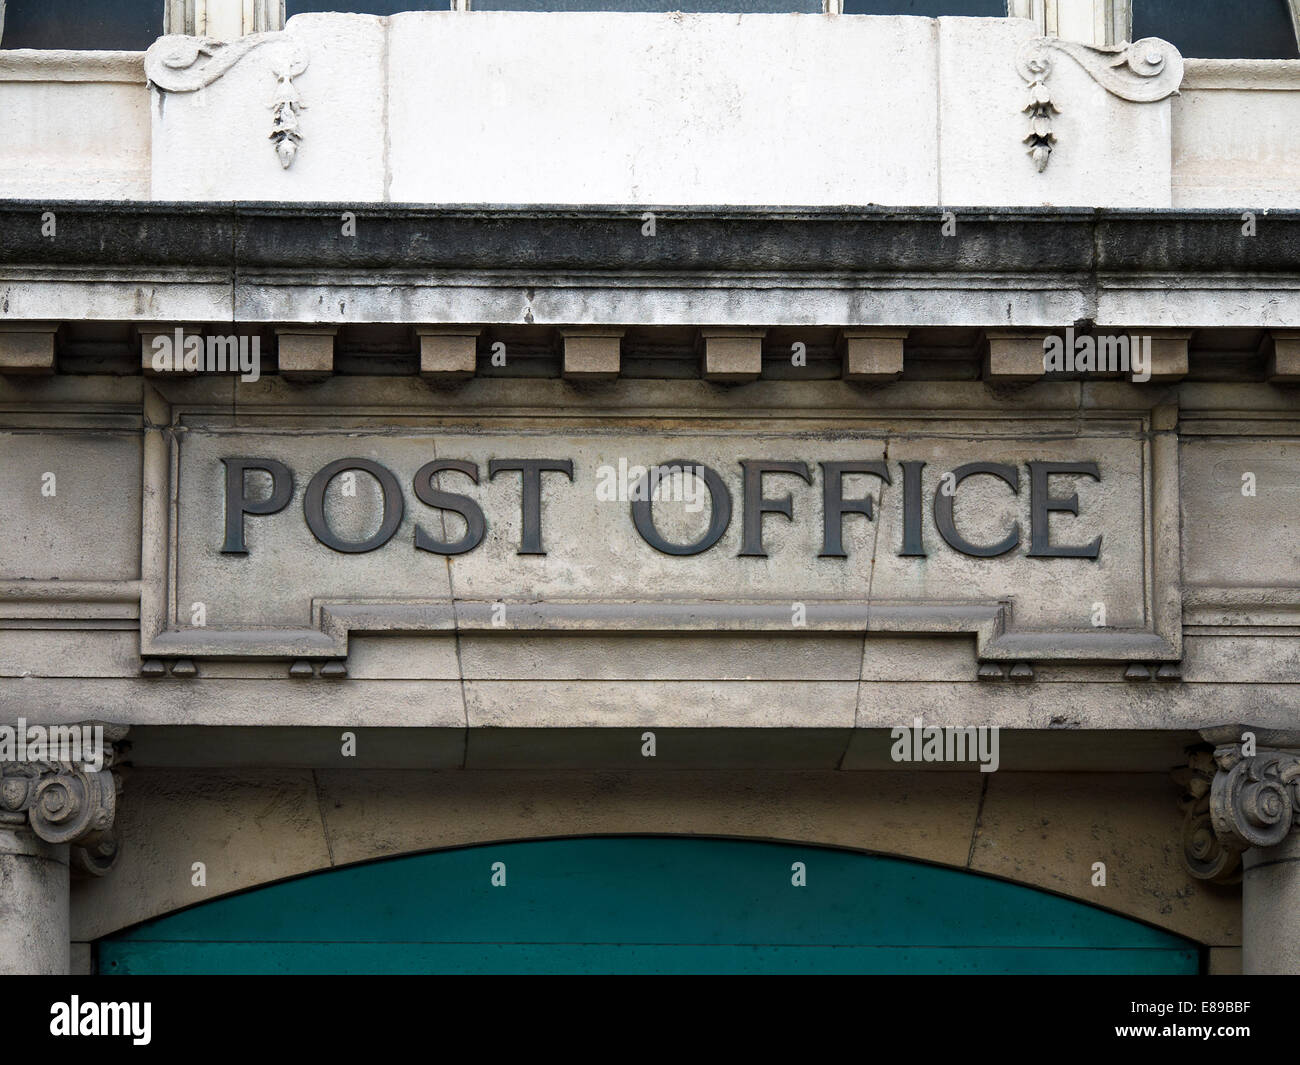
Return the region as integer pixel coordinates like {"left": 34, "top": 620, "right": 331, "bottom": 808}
{"left": 144, "top": 33, "right": 309, "bottom": 169}
{"left": 0, "top": 723, "right": 128, "bottom": 877}
{"left": 1015, "top": 36, "right": 1183, "bottom": 171}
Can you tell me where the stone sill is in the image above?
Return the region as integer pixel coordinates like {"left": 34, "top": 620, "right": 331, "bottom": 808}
{"left": 0, "top": 48, "right": 1296, "bottom": 93}
{"left": 0, "top": 48, "right": 144, "bottom": 83}
{"left": 1182, "top": 57, "right": 1300, "bottom": 90}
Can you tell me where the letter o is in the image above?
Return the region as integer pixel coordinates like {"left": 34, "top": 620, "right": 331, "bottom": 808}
{"left": 631, "top": 460, "right": 731, "bottom": 555}
{"left": 304, "top": 458, "right": 404, "bottom": 553}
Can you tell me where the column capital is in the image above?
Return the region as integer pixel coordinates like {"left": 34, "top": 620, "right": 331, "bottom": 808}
{"left": 0, "top": 723, "right": 128, "bottom": 877}
{"left": 1178, "top": 737, "right": 1300, "bottom": 883}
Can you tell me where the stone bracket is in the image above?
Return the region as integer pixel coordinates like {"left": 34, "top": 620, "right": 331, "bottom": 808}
{"left": 1179, "top": 734, "right": 1300, "bottom": 884}
{"left": 1016, "top": 35, "right": 1183, "bottom": 171}
{"left": 145, "top": 32, "right": 309, "bottom": 168}
{"left": 0, "top": 723, "right": 129, "bottom": 878}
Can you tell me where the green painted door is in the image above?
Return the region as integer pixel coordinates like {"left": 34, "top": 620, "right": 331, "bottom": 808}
{"left": 99, "top": 837, "right": 1200, "bottom": 974}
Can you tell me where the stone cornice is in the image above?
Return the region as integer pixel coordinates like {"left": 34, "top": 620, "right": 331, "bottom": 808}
{"left": 0, "top": 204, "right": 1297, "bottom": 329}
{"left": 1183, "top": 58, "right": 1300, "bottom": 91}
{"left": 0, "top": 203, "right": 1297, "bottom": 275}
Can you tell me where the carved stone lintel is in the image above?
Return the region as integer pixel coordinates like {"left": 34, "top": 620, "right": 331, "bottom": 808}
{"left": 0, "top": 722, "right": 128, "bottom": 878}
{"left": 1015, "top": 36, "right": 1183, "bottom": 172}
{"left": 144, "top": 33, "right": 309, "bottom": 170}
{"left": 1178, "top": 741, "right": 1300, "bottom": 884}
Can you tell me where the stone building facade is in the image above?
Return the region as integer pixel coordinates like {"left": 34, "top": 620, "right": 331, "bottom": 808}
{"left": 0, "top": 0, "right": 1298, "bottom": 974}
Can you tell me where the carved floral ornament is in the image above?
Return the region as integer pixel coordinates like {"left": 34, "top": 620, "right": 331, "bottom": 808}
{"left": 1178, "top": 742, "right": 1300, "bottom": 884}
{"left": 1016, "top": 36, "right": 1184, "bottom": 172}
{"left": 144, "top": 33, "right": 309, "bottom": 169}
{"left": 0, "top": 723, "right": 128, "bottom": 877}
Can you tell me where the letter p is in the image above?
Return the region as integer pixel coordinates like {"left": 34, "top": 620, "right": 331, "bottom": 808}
{"left": 221, "top": 457, "right": 293, "bottom": 554}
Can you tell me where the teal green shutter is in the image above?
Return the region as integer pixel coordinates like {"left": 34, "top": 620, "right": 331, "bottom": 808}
{"left": 100, "top": 837, "right": 1201, "bottom": 975}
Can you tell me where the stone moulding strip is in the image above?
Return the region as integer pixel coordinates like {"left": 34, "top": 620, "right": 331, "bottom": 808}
{"left": 1184, "top": 587, "right": 1300, "bottom": 608}
{"left": 0, "top": 580, "right": 141, "bottom": 601}
{"left": 0, "top": 50, "right": 146, "bottom": 83}
{"left": 0, "top": 580, "right": 142, "bottom": 621}
{"left": 1181, "top": 58, "right": 1300, "bottom": 91}
{"left": 1183, "top": 586, "right": 1300, "bottom": 627}
{"left": 137, "top": 598, "right": 1179, "bottom": 663}
{"left": 3, "top": 203, "right": 1299, "bottom": 329}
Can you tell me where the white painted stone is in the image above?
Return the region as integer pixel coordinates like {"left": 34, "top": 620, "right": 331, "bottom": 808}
{"left": 3, "top": 17, "right": 1300, "bottom": 210}
{"left": 0, "top": 53, "right": 149, "bottom": 200}
{"left": 1173, "top": 63, "right": 1300, "bottom": 208}
{"left": 385, "top": 12, "right": 939, "bottom": 206}
{"left": 939, "top": 17, "right": 1172, "bottom": 207}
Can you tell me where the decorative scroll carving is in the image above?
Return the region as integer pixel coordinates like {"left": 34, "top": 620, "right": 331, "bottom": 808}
{"left": 1211, "top": 745, "right": 1300, "bottom": 851}
{"left": 1015, "top": 36, "right": 1183, "bottom": 171}
{"left": 0, "top": 723, "right": 128, "bottom": 878}
{"left": 1175, "top": 751, "right": 1241, "bottom": 884}
{"left": 1179, "top": 742, "right": 1300, "bottom": 883}
{"left": 144, "top": 33, "right": 309, "bottom": 169}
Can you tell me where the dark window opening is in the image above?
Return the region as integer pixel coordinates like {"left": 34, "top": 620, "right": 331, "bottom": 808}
{"left": 468, "top": 0, "right": 820, "bottom": 9}
{"left": 1133, "top": 0, "right": 1300, "bottom": 60}
{"left": 287, "top": 2, "right": 449, "bottom": 14}
{"left": 2, "top": 0, "right": 161, "bottom": 50}
{"left": 841, "top": 0, "right": 1005, "bottom": 14}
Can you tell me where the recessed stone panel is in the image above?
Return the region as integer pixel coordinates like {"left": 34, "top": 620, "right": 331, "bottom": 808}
{"left": 151, "top": 408, "right": 1175, "bottom": 662}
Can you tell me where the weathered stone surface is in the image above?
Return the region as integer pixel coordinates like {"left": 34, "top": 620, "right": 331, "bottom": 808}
{"left": 385, "top": 12, "right": 938, "bottom": 206}
{"left": 1265, "top": 331, "right": 1300, "bottom": 382}
{"left": 1173, "top": 62, "right": 1300, "bottom": 208}
{"left": 2, "top": 203, "right": 1299, "bottom": 327}
{"left": 840, "top": 329, "right": 905, "bottom": 382}
{"left": 0, "top": 829, "right": 69, "bottom": 974}
{"left": 1242, "top": 834, "right": 1300, "bottom": 974}
{"left": 68, "top": 765, "right": 1236, "bottom": 945}
{"left": 941, "top": 17, "right": 1173, "bottom": 207}
{"left": 275, "top": 327, "right": 335, "bottom": 380}
{"left": 156, "top": 421, "right": 1154, "bottom": 653}
{"left": 1207, "top": 946, "right": 1242, "bottom": 974}
{"left": 417, "top": 328, "right": 479, "bottom": 380}
{"left": 0, "top": 52, "right": 149, "bottom": 200}
{"left": 0, "top": 322, "right": 56, "bottom": 375}
{"left": 983, "top": 330, "right": 1049, "bottom": 381}
{"left": 971, "top": 772, "right": 1241, "bottom": 945}
{"left": 1180, "top": 437, "right": 1300, "bottom": 593}
{"left": 2, "top": 25, "right": 1298, "bottom": 212}
{"left": 562, "top": 329, "right": 622, "bottom": 380}
{"left": 0, "top": 430, "right": 141, "bottom": 581}
{"left": 70, "top": 768, "right": 332, "bottom": 942}
{"left": 699, "top": 329, "right": 763, "bottom": 381}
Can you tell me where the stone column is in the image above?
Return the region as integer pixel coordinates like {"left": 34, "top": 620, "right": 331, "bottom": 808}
{"left": 1179, "top": 731, "right": 1300, "bottom": 974}
{"left": 0, "top": 828, "right": 69, "bottom": 974}
{"left": 0, "top": 724, "right": 126, "bottom": 975}
{"left": 1243, "top": 834, "right": 1300, "bottom": 974}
